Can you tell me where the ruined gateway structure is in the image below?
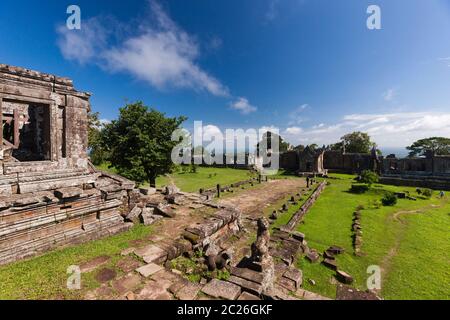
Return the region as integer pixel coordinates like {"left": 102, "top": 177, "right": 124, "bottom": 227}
{"left": 0, "top": 65, "right": 136, "bottom": 265}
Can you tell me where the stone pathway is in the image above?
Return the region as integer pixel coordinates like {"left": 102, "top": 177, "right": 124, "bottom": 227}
{"left": 81, "top": 178, "right": 333, "bottom": 300}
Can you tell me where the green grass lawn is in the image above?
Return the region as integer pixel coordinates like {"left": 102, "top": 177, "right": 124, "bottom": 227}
{"left": 96, "top": 163, "right": 255, "bottom": 193}
{"left": 0, "top": 224, "right": 154, "bottom": 300}
{"left": 296, "top": 174, "right": 450, "bottom": 300}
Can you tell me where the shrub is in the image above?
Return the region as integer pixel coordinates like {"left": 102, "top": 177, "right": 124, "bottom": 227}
{"left": 359, "top": 170, "right": 379, "bottom": 186}
{"left": 190, "top": 164, "right": 198, "bottom": 173}
{"left": 350, "top": 183, "right": 370, "bottom": 194}
{"left": 370, "top": 199, "right": 382, "bottom": 209}
{"left": 382, "top": 192, "right": 397, "bottom": 206}
{"left": 422, "top": 188, "right": 433, "bottom": 199}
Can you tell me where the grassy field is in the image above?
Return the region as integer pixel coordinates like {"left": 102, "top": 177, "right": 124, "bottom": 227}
{"left": 0, "top": 224, "right": 154, "bottom": 300}
{"left": 96, "top": 163, "right": 255, "bottom": 193}
{"left": 296, "top": 174, "right": 450, "bottom": 300}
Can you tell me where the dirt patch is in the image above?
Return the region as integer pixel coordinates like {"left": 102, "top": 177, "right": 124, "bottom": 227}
{"left": 218, "top": 179, "right": 306, "bottom": 217}
{"left": 95, "top": 268, "right": 117, "bottom": 283}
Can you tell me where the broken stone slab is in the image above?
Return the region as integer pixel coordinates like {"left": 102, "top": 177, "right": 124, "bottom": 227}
{"left": 166, "top": 194, "right": 186, "bottom": 205}
{"left": 238, "top": 292, "right": 261, "bottom": 300}
{"left": 175, "top": 281, "right": 202, "bottom": 300}
{"left": 135, "top": 244, "right": 167, "bottom": 264}
{"left": 139, "top": 207, "right": 155, "bottom": 225}
{"left": 201, "top": 279, "right": 241, "bottom": 300}
{"left": 54, "top": 187, "right": 83, "bottom": 199}
{"left": 283, "top": 268, "right": 303, "bottom": 289}
{"left": 127, "top": 205, "right": 142, "bottom": 220}
{"left": 290, "top": 231, "right": 305, "bottom": 242}
{"left": 227, "top": 275, "right": 263, "bottom": 296}
{"left": 328, "top": 245, "right": 345, "bottom": 255}
{"left": 12, "top": 196, "right": 40, "bottom": 207}
{"left": 323, "top": 250, "right": 336, "bottom": 260}
{"left": 164, "top": 184, "right": 180, "bottom": 196}
{"left": 305, "top": 250, "right": 320, "bottom": 263}
{"left": 139, "top": 187, "right": 156, "bottom": 196}
{"left": 136, "top": 263, "right": 163, "bottom": 278}
{"left": 322, "top": 258, "right": 338, "bottom": 271}
{"left": 336, "top": 270, "right": 354, "bottom": 284}
{"left": 154, "top": 203, "right": 176, "bottom": 218}
{"left": 230, "top": 267, "right": 264, "bottom": 284}
{"left": 277, "top": 276, "right": 297, "bottom": 292}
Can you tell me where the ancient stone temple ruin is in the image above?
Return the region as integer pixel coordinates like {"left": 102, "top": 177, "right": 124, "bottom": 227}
{"left": 0, "top": 65, "right": 135, "bottom": 265}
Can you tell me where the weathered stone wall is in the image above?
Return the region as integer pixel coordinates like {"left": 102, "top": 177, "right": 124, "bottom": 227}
{"left": 280, "top": 151, "right": 299, "bottom": 171}
{"left": 0, "top": 65, "right": 136, "bottom": 265}
{"left": 0, "top": 64, "right": 90, "bottom": 171}
{"left": 380, "top": 175, "right": 450, "bottom": 191}
{"left": 324, "top": 151, "right": 376, "bottom": 174}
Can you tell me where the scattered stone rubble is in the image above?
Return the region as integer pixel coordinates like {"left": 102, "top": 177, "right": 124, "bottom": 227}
{"left": 352, "top": 210, "right": 364, "bottom": 256}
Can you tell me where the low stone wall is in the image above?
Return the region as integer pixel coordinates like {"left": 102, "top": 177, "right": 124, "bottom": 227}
{"left": 0, "top": 174, "right": 135, "bottom": 265}
{"left": 285, "top": 181, "right": 327, "bottom": 231}
{"left": 380, "top": 176, "right": 450, "bottom": 191}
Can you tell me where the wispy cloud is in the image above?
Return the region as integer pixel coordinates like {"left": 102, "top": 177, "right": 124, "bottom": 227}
{"left": 438, "top": 57, "right": 450, "bottom": 67}
{"left": 230, "top": 97, "right": 258, "bottom": 114}
{"left": 288, "top": 104, "right": 309, "bottom": 125}
{"left": 57, "top": 1, "right": 229, "bottom": 97}
{"left": 282, "top": 111, "right": 450, "bottom": 148}
{"left": 382, "top": 88, "right": 397, "bottom": 101}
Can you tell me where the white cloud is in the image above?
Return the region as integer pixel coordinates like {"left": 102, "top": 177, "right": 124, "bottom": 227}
{"left": 57, "top": 1, "right": 229, "bottom": 97}
{"left": 285, "top": 126, "right": 303, "bottom": 135}
{"left": 288, "top": 104, "right": 309, "bottom": 125}
{"left": 230, "top": 97, "right": 258, "bottom": 114}
{"left": 281, "top": 111, "right": 450, "bottom": 148}
{"left": 57, "top": 17, "right": 110, "bottom": 65}
{"left": 382, "top": 88, "right": 397, "bottom": 101}
{"left": 203, "top": 124, "right": 222, "bottom": 139}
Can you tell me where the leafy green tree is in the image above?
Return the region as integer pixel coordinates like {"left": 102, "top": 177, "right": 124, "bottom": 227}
{"left": 293, "top": 144, "right": 305, "bottom": 152}
{"left": 88, "top": 111, "right": 108, "bottom": 165}
{"left": 340, "top": 131, "right": 376, "bottom": 154}
{"left": 256, "top": 131, "right": 291, "bottom": 154}
{"left": 406, "top": 137, "right": 450, "bottom": 157}
{"left": 101, "top": 102, "right": 186, "bottom": 187}
{"left": 359, "top": 170, "right": 379, "bottom": 186}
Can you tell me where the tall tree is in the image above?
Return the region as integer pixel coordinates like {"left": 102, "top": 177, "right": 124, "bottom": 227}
{"left": 256, "top": 131, "right": 291, "bottom": 154}
{"left": 340, "top": 131, "right": 376, "bottom": 154}
{"left": 87, "top": 111, "right": 107, "bottom": 165}
{"left": 102, "top": 102, "right": 186, "bottom": 187}
{"left": 406, "top": 137, "right": 450, "bottom": 157}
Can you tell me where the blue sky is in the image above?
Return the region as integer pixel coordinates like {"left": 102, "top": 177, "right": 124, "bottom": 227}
{"left": 1, "top": 0, "right": 450, "bottom": 153}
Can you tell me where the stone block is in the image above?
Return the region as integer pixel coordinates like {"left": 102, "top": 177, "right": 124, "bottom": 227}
{"left": 54, "top": 187, "right": 83, "bottom": 199}
{"left": 336, "top": 270, "right": 354, "bottom": 284}
{"left": 227, "top": 275, "right": 263, "bottom": 296}
{"left": 237, "top": 292, "right": 261, "bottom": 300}
{"left": 136, "top": 263, "right": 163, "bottom": 278}
{"left": 322, "top": 258, "right": 338, "bottom": 270}
{"left": 201, "top": 279, "right": 241, "bottom": 300}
